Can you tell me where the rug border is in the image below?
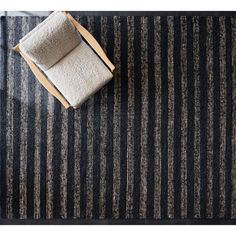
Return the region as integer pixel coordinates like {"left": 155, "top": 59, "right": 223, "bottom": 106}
{"left": 1, "top": 11, "right": 236, "bottom": 225}
{"left": 0, "top": 218, "right": 236, "bottom": 225}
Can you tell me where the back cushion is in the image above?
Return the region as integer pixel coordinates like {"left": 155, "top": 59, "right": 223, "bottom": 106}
{"left": 19, "top": 11, "right": 82, "bottom": 70}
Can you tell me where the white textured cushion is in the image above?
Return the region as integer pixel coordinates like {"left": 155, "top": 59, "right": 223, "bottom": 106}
{"left": 19, "top": 11, "right": 82, "bottom": 70}
{"left": 45, "top": 41, "right": 113, "bottom": 107}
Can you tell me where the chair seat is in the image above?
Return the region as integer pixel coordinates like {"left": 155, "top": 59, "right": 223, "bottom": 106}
{"left": 45, "top": 41, "right": 113, "bottom": 107}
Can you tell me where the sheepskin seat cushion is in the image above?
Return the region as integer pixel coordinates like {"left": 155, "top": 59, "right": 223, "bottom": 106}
{"left": 18, "top": 11, "right": 113, "bottom": 108}
{"left": 45, "top": 41, "right": 113, "bottom": 107}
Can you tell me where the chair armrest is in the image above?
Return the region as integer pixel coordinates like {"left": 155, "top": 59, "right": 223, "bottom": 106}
{"left": 66, "top": 13, "right": 115, "bottom": 72}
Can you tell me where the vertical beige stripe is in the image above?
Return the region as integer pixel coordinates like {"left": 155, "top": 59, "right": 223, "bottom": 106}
{"left": 219, "top": 16, "right": 227, "bottom": 218}
{"left": 126, "top": 15, "right": 135, "bottom": 219}
{"left": 73, "top": 13, "right": 82, "bottom": 215}
{"left": 231, "top": 16, "right": 236, "bottom": 218}
{"left": 33, "top": 17, "right": 42, "bottom": 220}
{"left": 73, "top": 16, "right": 82, "bottom": 218}
{"left": 85, "top": 99, "right": 94, "bottom": 219}
{"left": 73, "top": 109, "right": 81, "bottom": 218}
{"left": 193, "top": 16, "right": 201, "bottom": 218}
{"left": 99, "top": 87, "right": 108, "bottom": 219}
{"left": 153, "top": 16, "right": 162, "bottom": 219}
{"left": 46, "top": 94, "right": 54, "bottom": 219}
{"left": 99, "top": 16, "right": 108, "bottom": 219}
{"left": 180, "top": 16, "right": 188, "bottom": 219}
{"left": 60, "top": 109, "right": 68, "bottom": 218}
{"left": 112, "top": 16, "right": 121, "bottom": 219}
{"left": 19, "top": 17, "right": 29, "bottom": 219}
{"left": 5, "top": 18, "right": 14, "bottom": 219}
{"left": 167, "top": 16, "right": 175, "bottom": 219}
{"left": 206, "top": 16, "right": 213, "bottom": 218}
{"left": 139, "top": 16, "right": 149, "bottom": 219}
{"left": 85, "top": 16, "right": 94, "bottom": 219}
{"left": 34, "top": 72, "right": 41, "bottom": 219}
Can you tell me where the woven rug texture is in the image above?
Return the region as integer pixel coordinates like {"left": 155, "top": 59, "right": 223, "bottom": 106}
{"left": 0, "top": 14, "right": 236, "bottom": 223}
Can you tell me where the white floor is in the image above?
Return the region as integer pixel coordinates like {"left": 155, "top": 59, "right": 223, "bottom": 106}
{"left": 0, "top": 11, "right": 51, "bottom": 16}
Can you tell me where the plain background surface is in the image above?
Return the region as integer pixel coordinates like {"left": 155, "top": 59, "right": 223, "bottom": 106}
{"left": 0, "top": 11, "right": 51, "bottom": 16}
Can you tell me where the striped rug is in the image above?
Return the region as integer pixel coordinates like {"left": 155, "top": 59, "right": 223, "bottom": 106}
{"left": 1, "top": 13, "right": 236, "bottom": 224}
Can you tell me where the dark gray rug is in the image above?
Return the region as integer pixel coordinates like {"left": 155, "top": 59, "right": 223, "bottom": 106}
{"left": 1, "top": 12, "right": 236, "bottom": 224}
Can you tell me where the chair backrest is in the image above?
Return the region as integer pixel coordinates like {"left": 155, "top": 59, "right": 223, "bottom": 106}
{"left": 19, "top": 12, "right": 82, "bottom": 71}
